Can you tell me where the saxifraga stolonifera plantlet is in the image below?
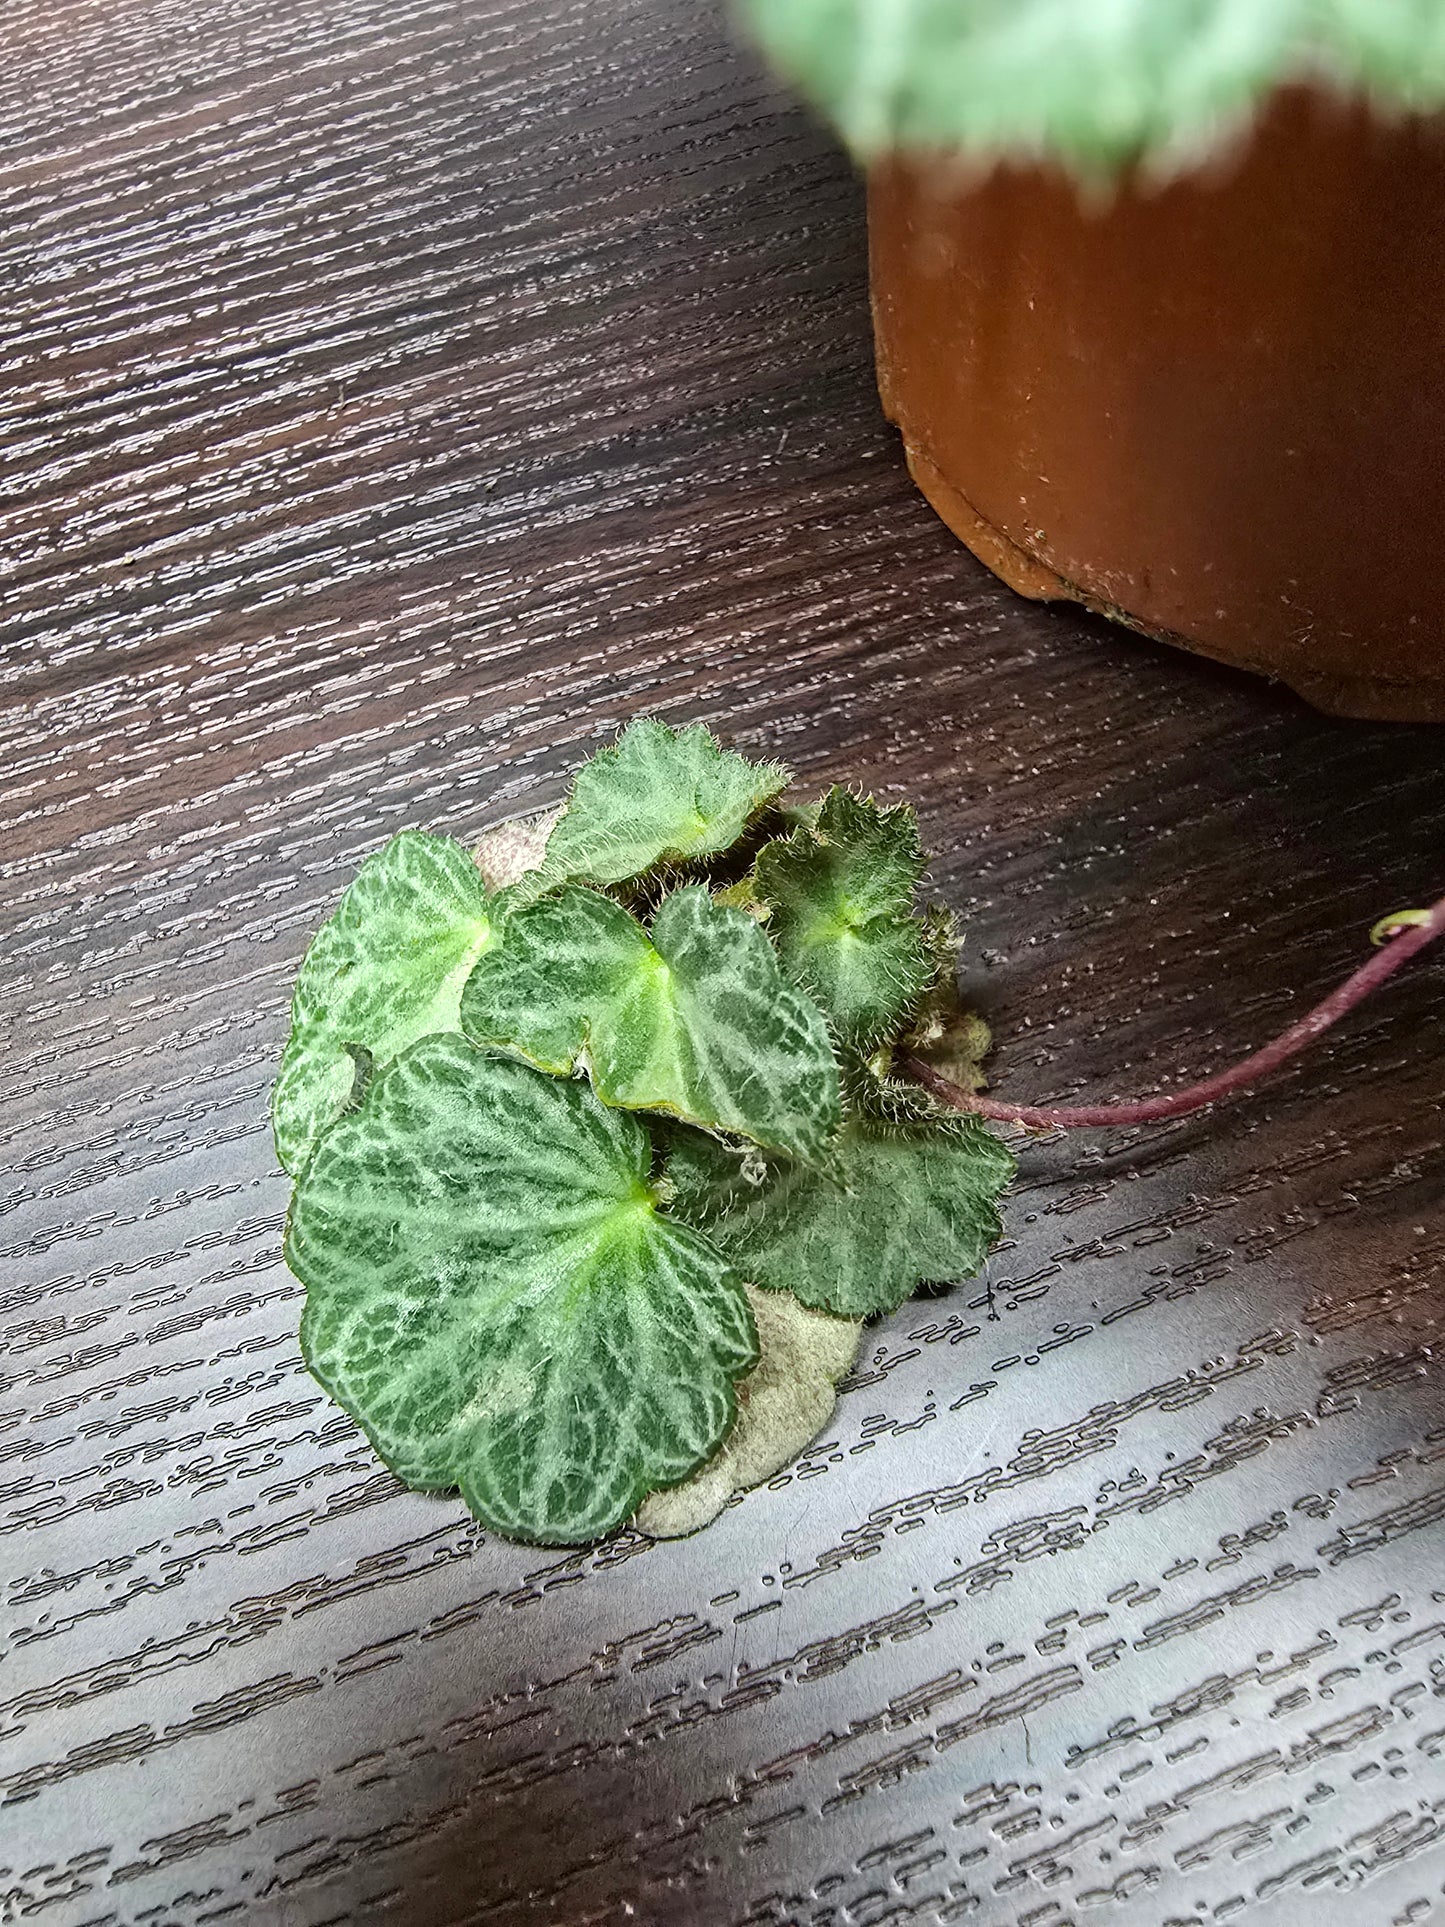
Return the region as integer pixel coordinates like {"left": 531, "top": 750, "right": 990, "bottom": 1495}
{"left": 273, "top": 719, "right": 1441, "bottom": 1545}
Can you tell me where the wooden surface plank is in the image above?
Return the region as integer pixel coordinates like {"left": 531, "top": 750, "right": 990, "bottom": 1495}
{"left": 3, "top": 3, "right": 1444, "bottom": 1923}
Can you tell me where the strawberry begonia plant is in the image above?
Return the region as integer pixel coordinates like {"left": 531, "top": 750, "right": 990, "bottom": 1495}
{"left": 275, "top": 721, "right": 1012, "bottom": 1544}
{"left": 275, "top": 719, "right": 1443, "bottom": 1545}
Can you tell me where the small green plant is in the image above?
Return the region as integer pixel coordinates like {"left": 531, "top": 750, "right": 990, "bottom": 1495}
{"left": 739, "top": 0, "right": 1445, "bottom": 172}
{"left": 275, "top": 720, "right": 1013, "bottom": 1546}
{"left": 276, "top": 718, "right": 1443, "bottom": 1547}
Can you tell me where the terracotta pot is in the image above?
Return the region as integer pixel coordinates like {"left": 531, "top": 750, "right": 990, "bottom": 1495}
{"left": 868, "top": 91, "right": 1445, "bottom": 721}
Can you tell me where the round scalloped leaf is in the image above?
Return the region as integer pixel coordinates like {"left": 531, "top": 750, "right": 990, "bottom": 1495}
{"left": 272, "top": 832, "right": 495, "bottom": 1177}
{"left": 740, "top": 0, "right": 1445, "bottom": 172}
{"left": 667, "top": 1107, "right": 1014, "bottom": 1318}
{"left": 287, "top": 1036, "right": 757, "bottom": 1545}
{"left": 460, "top": 883, "right": 841, "bottom": 1164}
{"left": 754, "top": 786, "right": 935, "bottom": 1052}
{"left": 534, "top": 717, "right": 790, "bottom": 891}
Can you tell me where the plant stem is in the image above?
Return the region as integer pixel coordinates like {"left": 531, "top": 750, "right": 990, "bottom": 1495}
{"left": 904, "top": 895, "right": 1445, "bottom": 1132}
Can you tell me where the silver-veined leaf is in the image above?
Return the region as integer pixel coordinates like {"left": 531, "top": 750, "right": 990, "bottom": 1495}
{"left": 754, "top": 786, "right": 935, "bottom": 1052}
{"left": 668, "top": 1105, "right": 1013, "bottom": 1318}
{"left": 461, "top": 883, "right": 841, "bottom": 1164}
{"left": 272, "top": 832, "right": 495, "bottom": 1176}
{"left": 287, "top": 1035, "right": 757, "bottom": 1545}
{"left": 534, "top": 717, "right": 789, "bottom": 890}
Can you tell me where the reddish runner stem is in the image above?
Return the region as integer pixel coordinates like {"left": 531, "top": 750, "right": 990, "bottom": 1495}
{"left": 904, "top": 894, "right": 1445, "bottom": 1132}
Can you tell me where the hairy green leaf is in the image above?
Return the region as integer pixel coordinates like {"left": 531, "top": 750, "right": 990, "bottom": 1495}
{"left": 272, "top": 832, "right": 495, "bottom": 1177}
{"left": 535, "top": 717, "right": 789, "bottom": 890}
{"left": 668, "top": 1106, "right": 1013, "bottom": 1318}
{"left": 754, "top": 786, "right": 934, "bottom": 1052}
{"left": 287, "top": 1035, "right": 757, "bottom": 1545}
{"left": 740, "top": 0, "right": 1445, "bottom": 171}
{"left": 461, "top": 883, "right": 841, "bottom": 1163}
{"left": 635, "top": 1283, "right": 860, "bottom": 1538}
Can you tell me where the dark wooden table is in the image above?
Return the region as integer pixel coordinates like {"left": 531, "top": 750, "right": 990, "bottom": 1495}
{"left": 5, "top": 4, "right": 1445, "bottom": 1923}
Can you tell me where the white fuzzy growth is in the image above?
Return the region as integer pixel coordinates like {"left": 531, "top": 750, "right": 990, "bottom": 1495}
{"left": 635, "top": 1285, "right": 861, "bottom": 1539}
{"left": 474, "top": 808, "right": 561, "bottom": 891}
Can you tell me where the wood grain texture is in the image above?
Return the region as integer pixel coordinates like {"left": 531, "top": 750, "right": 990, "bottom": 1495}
{"left": 3, "top": 3, "right": 1444, "bottom": 1924}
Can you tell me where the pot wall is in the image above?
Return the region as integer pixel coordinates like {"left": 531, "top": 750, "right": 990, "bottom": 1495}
{"left": 869, "top": 90, "right": 1445, "bottom": 721}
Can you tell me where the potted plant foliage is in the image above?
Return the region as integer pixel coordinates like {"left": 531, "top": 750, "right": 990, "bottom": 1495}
{"left": 741, "top": 0, "right": 1445, "bottom": 720}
